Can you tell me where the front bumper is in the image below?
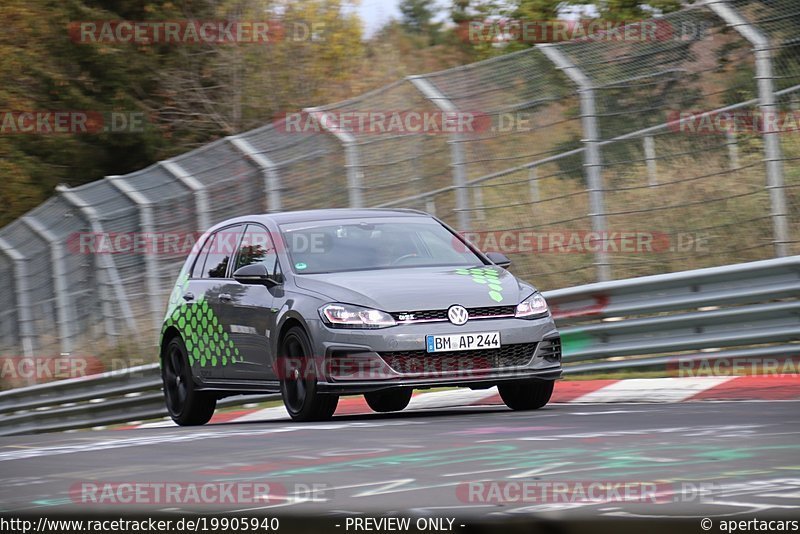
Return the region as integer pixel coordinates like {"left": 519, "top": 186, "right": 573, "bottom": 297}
{"left": 305, "top": 316, "right": 562, "bottom": 394}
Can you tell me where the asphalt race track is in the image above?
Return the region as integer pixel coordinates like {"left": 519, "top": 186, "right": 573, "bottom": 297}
{"left": 1, "top": 400, "right": 799, "bottom": 520}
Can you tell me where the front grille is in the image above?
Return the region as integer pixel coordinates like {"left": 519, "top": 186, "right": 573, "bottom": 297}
{"left": 393, "top": 309, "right": 448, "bottom": 321}
{"left": 469, "top": 305, "right": 516, "bottom": 318}
{"left": 379, "top": 343, "right": 537, "bottom": 375}
{"left": 391, "top": 305, "right": 516, "bottom": 323}
{"left": 537, "top": 337, "right": 562, "bottom": 362}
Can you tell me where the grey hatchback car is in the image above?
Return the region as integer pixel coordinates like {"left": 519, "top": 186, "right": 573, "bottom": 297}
{"left": 160, "top": 209, "right": 561, "bottom": 424}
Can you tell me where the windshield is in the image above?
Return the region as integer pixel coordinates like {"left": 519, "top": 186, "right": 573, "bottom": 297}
{"left": 279, "top": 217, "right": 485, "bottom": 274}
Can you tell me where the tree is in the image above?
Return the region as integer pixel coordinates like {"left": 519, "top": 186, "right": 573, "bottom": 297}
{"left": 0, "top": 0, "right": 366, "bottom": 227}
{"left": 0, "top": 0, "right": 176, "bottom": 226}
{"left": 151, "top": 0, "right": 364, "bottom": 143}
{"left": 399, "top": 0, "right": 443, "bottom": 44}
{"left": 451, "top": 0, "right": 687, "bottom": 56}
{"left": 582, "top": 0, "right": 685, "bottom": 21}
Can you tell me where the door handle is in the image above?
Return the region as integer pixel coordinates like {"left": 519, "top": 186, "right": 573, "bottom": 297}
{"left": 182, "top": 292, "right": 195, "bottom": 301}
{"left": 219, "top": 293, "right": 232, "bottom": 302}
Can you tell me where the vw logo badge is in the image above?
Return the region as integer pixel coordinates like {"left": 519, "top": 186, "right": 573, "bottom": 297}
{"left": 447, "top": 305, "right": 469, "bottom": 326}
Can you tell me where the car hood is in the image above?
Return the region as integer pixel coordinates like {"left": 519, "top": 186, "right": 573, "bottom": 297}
{"left": 293, "top": 265, "right": 529, "bottom": 311}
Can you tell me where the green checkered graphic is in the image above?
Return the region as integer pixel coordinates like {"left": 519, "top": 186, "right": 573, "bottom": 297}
{"left": 168, "top": 298, "right": 241, "bottom": 366}
{"left": 162, "top": 271, "right": 241, "bottom": 368}
{"left": 454, "top": 267, "right": 505, "bottom": 302}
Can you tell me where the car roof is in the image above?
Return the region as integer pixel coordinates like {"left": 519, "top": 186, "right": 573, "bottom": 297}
{"left": 213, "top": 208, "right": 431, "bottom": 229}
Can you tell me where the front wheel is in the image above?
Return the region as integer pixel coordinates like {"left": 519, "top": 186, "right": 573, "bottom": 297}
{"left": 364, "top": 388, "right": 413, "bottom": 413}
{"left": 279, "top": 327, "right": 339, "bottom": 422}
{"left": 162, "top": 336, "right": 216, "bottom": 426}
{"left": 498, "top": 380, "right": 554, "bottom": 410}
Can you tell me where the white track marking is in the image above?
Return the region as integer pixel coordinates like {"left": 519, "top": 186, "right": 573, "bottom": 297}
{"left": 572, "top": 377, "right": 737, "bottom": 404}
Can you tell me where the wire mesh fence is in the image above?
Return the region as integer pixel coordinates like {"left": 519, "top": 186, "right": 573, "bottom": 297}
{"left": 1, "top": 0, "right": 798, "bottom": 376}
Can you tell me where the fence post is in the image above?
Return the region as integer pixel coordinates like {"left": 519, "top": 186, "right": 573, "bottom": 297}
{"left": 726, "top": 131, "right": 740, "bottom": 169}
{"left": 643, "top": 136, "right": 658, "bottom": 186}
{"left": 539, "top": 44, "right": 611, "bottom": 281}
{"left": 56, "top": 185, "right": 137, "bottom": 338}
{"left": 304, "top": 107, "right": 364, "bottom": 208}
{"left": 425, "top": 199, "right": 437, "bottom": 216}
{"left": 529, "top": 166, "right": 540, "bottom": 203}
{"left": 473, "top": 186, "right": 485, "bottom": 221}
{"left": 161, "top": 160, "right": 212, "bottom": 232}
{"left": 707, "top": 0, "right": 789, "bottom": 257}
{"left": 0, "top": 238, "right": 35, "bottom": 359}
{"left": 407, "top": 75, "right": 471, "bottom": 232}
{"left": 228, "top": 136, "right": 282, "bottom": 212}
{"left": 106, "top": 176, "right": 163, "bottom": 338}
{"left": 21, "top": 216, "right": 73, "bottom": 355}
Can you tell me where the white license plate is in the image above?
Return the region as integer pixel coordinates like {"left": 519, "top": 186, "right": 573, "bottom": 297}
{"left": 426, "top": 332, "right": 500, "bottom": 353}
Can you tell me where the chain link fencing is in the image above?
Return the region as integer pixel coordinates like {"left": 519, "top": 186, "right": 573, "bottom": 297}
{"left": 1, "top": 0, "right": 798, "bottom": 380}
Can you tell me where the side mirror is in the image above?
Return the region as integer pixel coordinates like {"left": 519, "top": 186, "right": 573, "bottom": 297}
{"left": 233, "top": 263, "right": 281, "bottom": 286}
{"left": 485, "top": 251, "right": 511, "bottom": 268}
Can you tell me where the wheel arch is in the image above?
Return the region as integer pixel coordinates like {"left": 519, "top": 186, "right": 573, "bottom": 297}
{"left": 160, "top": 326, "right": 182, "bottom": 364}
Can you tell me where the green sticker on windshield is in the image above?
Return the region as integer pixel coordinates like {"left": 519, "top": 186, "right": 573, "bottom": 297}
{"left": 295, "top": 262, "right": 308, "bottom": 270}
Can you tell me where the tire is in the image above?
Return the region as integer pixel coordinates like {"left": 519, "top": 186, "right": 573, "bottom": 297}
{"left": 279, "top": 326, "right": 339, "bottom": 422}
{"left": 162, "top": 336, "right": 216, "bottom": 426}
{"left": 498, "top": 379, "right": 554, "bottom": 411}
{"left": 365, "top": 388, "right": 413, "bottom": 413}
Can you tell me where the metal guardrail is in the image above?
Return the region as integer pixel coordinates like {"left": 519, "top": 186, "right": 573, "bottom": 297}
{"left": 551, "top": 256, "right": 800, "bottom": 373}
{"left": 0, "top": 364, "right": 279, "bottom": 436}
{"left": 0, "top": 256, "right": 797, "bottom": 436}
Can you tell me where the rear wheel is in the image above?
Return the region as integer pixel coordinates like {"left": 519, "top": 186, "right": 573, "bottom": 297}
{"left": 162, "top": 336, "right": 216, "bottom": 426}
{"left": 498, "top": 380, "right": 554, "bottom": 410}
{"left": 365, "top": 388, "right": 413, "bottom": 413}
{"left": 279, "top": 327, "right": 339, "bottom": 422}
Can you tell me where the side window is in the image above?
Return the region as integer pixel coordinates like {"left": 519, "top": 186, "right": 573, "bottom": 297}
{"left": 235, "top": 224, "right": 279, "bottom": 276}
{"left": 190, "top": 234, "right": 213, "bottom": 278}
{"left": 203, "top": 224, "right": 245, "bottom": 279}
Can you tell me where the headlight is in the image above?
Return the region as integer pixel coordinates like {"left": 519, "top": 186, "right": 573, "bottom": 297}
{"left": 515, "top": 293, "right": 549, "bottom": 318}
{"left": 319, "top": 303, "right": 396, "bottom": 329}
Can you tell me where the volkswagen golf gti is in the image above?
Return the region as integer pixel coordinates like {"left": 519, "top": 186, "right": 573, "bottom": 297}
{"left": 160, "top": 209, "right": 561, "bottom": 424}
